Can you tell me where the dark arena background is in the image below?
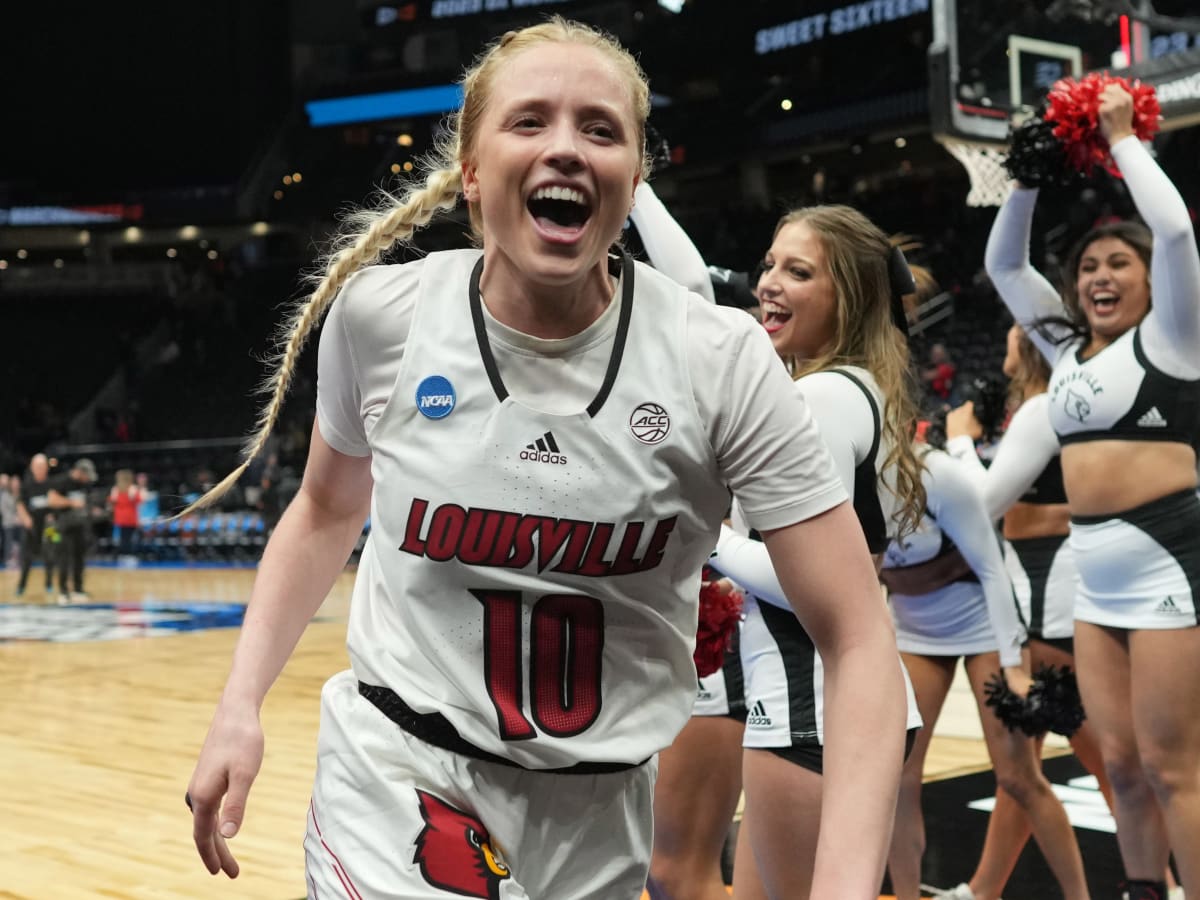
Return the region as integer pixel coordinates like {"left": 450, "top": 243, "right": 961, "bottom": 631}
{"left": 1, "top": 1, "right": 1197, "bottom": 897}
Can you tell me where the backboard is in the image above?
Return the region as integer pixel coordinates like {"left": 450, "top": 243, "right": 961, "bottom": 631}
{"left": 930, "top": 0, "right": 1200, "bottom": 146}
{"left": 929, "top": 0, "right": 1120, "bottom": 147}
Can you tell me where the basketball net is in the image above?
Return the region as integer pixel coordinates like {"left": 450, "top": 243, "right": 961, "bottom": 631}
{"left": 939, "top": 139, "right": 1013, "bottom": 208}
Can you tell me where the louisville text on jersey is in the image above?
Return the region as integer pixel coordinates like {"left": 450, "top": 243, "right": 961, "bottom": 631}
{"left": 399, "top": 498, "right": 678, "bottom": 576}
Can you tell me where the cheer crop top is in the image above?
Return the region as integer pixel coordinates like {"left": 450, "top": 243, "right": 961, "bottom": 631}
{"left": 1047, "top": 325, "right": 1200, "bottom": 448}
{"left": 986, "top": 136, "right": 1200, "bottom": 450}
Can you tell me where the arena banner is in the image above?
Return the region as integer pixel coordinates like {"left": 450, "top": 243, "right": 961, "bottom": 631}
{"left": 755, "top": 0, "right": 930, "bottom": 55}
{"left": 1111, "top": 46, "right": 1200, "bottom": 130}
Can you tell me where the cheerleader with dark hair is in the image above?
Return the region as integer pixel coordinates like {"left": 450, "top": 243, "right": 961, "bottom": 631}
{"left": 986, "top": 82, "right": 1200, "bottom": 900}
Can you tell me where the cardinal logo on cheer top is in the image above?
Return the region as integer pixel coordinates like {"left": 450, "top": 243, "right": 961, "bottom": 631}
{"left": 416, "top": 375, "right": 456, "bottom": 420}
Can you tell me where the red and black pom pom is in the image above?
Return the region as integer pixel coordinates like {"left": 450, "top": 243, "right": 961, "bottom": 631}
{"left": 694, "top": 579, "right": 743, "bottom": 678}
{"left": 1043, "top": 72, "right": 1161, "bottom": 178}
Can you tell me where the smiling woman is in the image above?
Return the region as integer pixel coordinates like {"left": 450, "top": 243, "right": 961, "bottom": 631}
{"left": 459, "top": 38, "right": 644, "bottom": 333}
{"left": 707, "top": 204, "right": 930, "bottom": 900}
{"left": 985, "top": 83, "right": 1200, "bottom": 900}
{"left": 178, "top": 16, "right": 908, "bottom": 900}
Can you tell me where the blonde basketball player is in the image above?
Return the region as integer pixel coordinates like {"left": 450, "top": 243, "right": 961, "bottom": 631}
{"left": 184, "top": 18, "right": 906, "bottom": 900}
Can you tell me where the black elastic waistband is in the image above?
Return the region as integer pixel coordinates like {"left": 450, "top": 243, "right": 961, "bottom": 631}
{"left": 1007, "top": 533, "right": 1069, "bottom": 553}
{"left": 357, "top": 682, "right": 646, "bottom": 775}
{"left": 1070, "top": 487, "right": 1200, "bottom": 526}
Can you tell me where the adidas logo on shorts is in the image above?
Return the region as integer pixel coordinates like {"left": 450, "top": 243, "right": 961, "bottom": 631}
{"left": 1155, "top": 596, "right": 1184, "bottom": 614}
{"left": 746, "top": 700, "right": 772, "bottom": 727}
{"left": 519, "top": 431, "right": 567, "bottom": 465}
{"left": 1137, "top": 406, "right": 1169, "bottom": 428}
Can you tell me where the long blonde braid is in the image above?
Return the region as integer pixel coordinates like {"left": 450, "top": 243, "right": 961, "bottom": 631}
{"left": 182, "top": 166, "right": 462, "bottom": 513}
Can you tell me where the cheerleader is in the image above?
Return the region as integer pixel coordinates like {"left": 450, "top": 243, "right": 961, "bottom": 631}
{"left": 880, "top": 445, "right": 1089, "bottom": 900}
{"left": 935, "top": 324, "right": 1113, "bottom": 899}
{"left": 986, "top": 83, "right": 1200, "bottom": 900}
{"left": 708, "top": 204, "right": 924, "bottom": 899}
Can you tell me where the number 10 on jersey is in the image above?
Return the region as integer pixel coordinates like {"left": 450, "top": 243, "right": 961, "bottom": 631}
{"left": 472, "top": 590, "right": 605, "bottom": 740}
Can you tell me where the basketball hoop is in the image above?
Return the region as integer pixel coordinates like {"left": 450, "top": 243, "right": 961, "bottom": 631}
{"left": 939, "top": 139, "right": 1014, "bottom": 208}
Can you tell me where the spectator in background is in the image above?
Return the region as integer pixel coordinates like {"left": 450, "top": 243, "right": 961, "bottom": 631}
{"left": 108, "top": 469, "right": 143, "bottom": 561}
{"left": 15, "top": 454, "right": 56, "bottom": 599}
{"left": 921, "top": 342, "right": 957, "bottom": 403}
{"left": 0, "top": 474, "right": 18, "bottom": 568}
{"left": 135, "top": 472, "right": 158, "bottom": 529}
{"left": 48, "top": 458, "right": 99, "bottom": 602}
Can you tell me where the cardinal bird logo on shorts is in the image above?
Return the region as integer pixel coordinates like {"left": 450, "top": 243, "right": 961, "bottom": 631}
{"left": 413, "top": 790, "right": 511, "bottom": 898}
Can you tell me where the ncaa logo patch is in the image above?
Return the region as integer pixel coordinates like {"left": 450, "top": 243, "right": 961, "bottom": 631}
{"left": 416, "top": 375, "right": 456, "bottom": 420}
{"left": 630, "top": 402, "right": 670, "bottom": 444}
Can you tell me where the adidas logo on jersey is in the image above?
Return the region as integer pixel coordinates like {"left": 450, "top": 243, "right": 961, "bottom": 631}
{"left": 746, "top": 700, "right": 772, "bottom": 727}
{"left": 1155, "top": 596, "right": 1184, "bottom": 614}
{"left": 519, "top": 431, "right": 567, "bottom": 465}
{"left": 1137, "top": 406, "right": 1168, "bottom": 428}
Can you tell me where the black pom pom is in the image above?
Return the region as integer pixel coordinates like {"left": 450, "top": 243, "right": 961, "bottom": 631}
{"left": 983, "top": 671, "right": 1039, "bottom": 735}
{"left": 1028, "top": 664, "right": 1086, "bottom": 738}
{"left": 983, "top": 665, "right": 1087, "bottom": 737}
{"left": 1004, "top": 117, "right": 1085, "bottom": 190}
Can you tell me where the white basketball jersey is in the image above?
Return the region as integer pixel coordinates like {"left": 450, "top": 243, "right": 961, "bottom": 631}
{"left": 347, "top": 249, "right": 730, "bottom": 769}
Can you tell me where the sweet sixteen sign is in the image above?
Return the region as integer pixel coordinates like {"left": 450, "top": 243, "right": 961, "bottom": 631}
{"left": 755, "top": 0, "right": 929, "bottom": 55}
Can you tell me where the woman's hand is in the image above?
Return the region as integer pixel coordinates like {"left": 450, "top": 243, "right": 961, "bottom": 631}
{"left": 1098, "top": 82, "right": 1135, "bottom": 146}
{"left": 1002, "top": 646, "right": 1035, "bottom": 700}
{"left": 1003, "top": 665, "right": 1035, "bottom": 699}
{"left": 186, "top": 698, "right": 265, "bottom": 878}
{"left": 946, "top": 401, "right": 984, "bottom": 442}
{"left": 702, "top": 576, "right": 738, "bottom": 596}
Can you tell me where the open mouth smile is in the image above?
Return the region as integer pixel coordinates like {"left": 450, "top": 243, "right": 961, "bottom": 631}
{"left": 1089, "top": 290, "right": 1120, "bottom": 315}
{"left": 527, "top": 185, "right": 592, "bottom": 243}
{"left": 760, "top": 298, "right": 793, "bottom": 334}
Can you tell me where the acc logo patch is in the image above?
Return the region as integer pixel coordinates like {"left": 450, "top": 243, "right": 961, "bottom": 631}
{"left": 630, "top": 402, "right": 671, "bottom": 445}
{"left": 416, "top": 375, "right": 456, "bottom": 420}
{"left": 413, "top": 790, "right": 510, "bottom": 899}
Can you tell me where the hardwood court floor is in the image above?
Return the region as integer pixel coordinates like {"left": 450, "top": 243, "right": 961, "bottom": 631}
{"left": 0, "top": 565, "right": 1030, "bottom": 900}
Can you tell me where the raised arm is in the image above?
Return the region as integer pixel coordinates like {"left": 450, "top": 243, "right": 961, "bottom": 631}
{"left": 945, "top": 393, "right": 1059, "bottom": 521}
{"left": 924, "top": 450, "right": 1026, "bottom": 668}
{"left": 763, "top": 504, "right": 906, "bottom": 897}
{"left": 629, "top": 180, "right": 716, "bottom": 303}
{"left": 1109, "top": 133, "right": 1200, "bottom": 375}
{"left": 985, "top": 188, "right": 1068, "bottom": 362}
